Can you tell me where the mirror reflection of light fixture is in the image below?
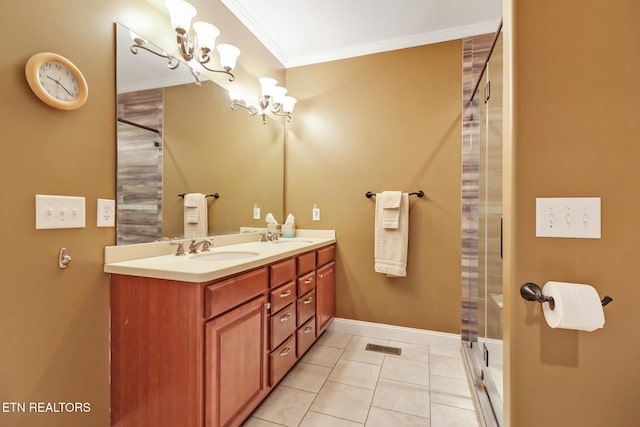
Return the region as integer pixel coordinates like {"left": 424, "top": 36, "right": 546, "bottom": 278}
{"left": 230, "top": 77, "right": 297, "bottom": 124}
{"left": 129, "top": 30, "right": 205, "bottom": 86}
{"left": 164, "top": 0, "right": 241, "bottom": 81}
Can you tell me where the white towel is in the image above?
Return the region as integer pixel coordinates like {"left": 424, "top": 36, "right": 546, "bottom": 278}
{"left": 374, "top": 192, "right": 409, "bottom": 277}
{"left": 183, "top": 193, "right": 208, "bottom": 238}
{"left": 381, "top": 191, "right": 402, "bottom": 229}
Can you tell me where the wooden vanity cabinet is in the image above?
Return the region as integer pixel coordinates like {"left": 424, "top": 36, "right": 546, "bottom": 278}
{"left": 110, "top": 243, "right": 336, "bottom": 427}
{"left": 316, "top": 246, "right": 336, "bottom": 336}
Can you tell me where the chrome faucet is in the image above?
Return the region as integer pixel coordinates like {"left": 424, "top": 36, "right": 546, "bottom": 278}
{"left": 189, "top": 238, "right": 213, "bottom": 254}
{"left": 260, "top": 231, "right": 282, "bottom": 242}
{"left": 170, "top": 241, "right": 186, "bottom": 256}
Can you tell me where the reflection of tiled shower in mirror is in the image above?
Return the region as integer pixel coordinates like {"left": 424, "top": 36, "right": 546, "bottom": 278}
{"left": 116, "top": 88, "right": 163, "bottom": 245}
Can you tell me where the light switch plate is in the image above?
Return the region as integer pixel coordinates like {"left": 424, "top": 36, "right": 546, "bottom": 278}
{"left": 536, "top": 197, "right": 601, "bottom": 239}
{"left": 36, "top": 194, "right": 86, "bottom": 229}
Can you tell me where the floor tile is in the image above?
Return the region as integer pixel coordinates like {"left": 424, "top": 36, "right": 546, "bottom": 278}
{"left": 340, "top": 336, "right": 389, "bottom": 365}
{"left": 328, "top": 359, "right": 381, "bottom": 390}
{"left": 387, "top": 341, "right": 431, "bottom": 363}
{"left": 429, "top": 354, "right": 467, "bottom": 381}
{"left": 430, "top": 375, "right": 475, "bottom": 411}
{"left": 301, "top": 344, "right": 344, "bottom": 368}
{"left": 380, "top": 356, "right": 430, "bottom": 387}
{"left": 371, "top": 378, "right": 430, "bottom": 418}
{"left": 242, "top": 418, "right": 284, "bottom": 426}
{"left": 251, "top": 385, "right": 316, "bottom": 427}
{"left": 430, "top": 402, "right": 480, "bottom": 427}
{"left": 316, "top": 331, "right": 352, "bottom": 348}
{"left": 310, "top": 381, "right": 374, "bottom": 423}
{"left": 365, "top": 406, "right": 430, "bottom": 427}
{"left": 430, "top": 345, "right": 463, "bottom": 360}
{"left": 300, "top": 411, "right": 364, "bottom": 427}
{"left": 280, "top": 362, "right": 332, "bottom": 393}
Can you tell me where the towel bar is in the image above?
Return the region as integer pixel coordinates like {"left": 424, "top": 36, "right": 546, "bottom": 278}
{"left": 178, "top": 193, "right": 220, "bottom": 199}
{"left": 365, "top": 190, "right": 424, "bottom": 198}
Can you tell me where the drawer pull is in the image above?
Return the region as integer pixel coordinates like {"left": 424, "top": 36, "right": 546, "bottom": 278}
{"left": 279, "top": 289, "right": 292, "bottom": 298}
{"left": 303, "top": 296, "right": 314, "bottom": 305}
{"left": 280, "top": 312, "right": 292, "bottom": 323}
{"left": 280, "top": 346, "right": 292, "bottom": 357}
{"left": 304, "top": 277, "right": 314, "bottom": 284}
{"left": 303, "top": 326, "right": 313, "bottom": 334}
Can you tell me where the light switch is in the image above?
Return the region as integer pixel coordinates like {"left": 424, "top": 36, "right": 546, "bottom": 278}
{"left": 36, "top": 195, "right": 86, "bottom": 229}
{"left": 536, "top": 197, "right": 601, "bottom": 239}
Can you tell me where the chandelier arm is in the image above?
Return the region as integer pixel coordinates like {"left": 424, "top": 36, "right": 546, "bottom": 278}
{"left": 230, "top": 101, "right": 258, "bottom": 115}
{"left": 130, "top": 43, "right": 181, "bottom": 70}
{"left": 199, "top": 63, "right": 235, "bottom": 81}
{"left": 176, "top": 31, "right": 194, "bottom": 61}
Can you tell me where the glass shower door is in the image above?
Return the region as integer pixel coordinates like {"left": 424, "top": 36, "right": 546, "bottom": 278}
{"left": 461, "top": 30, "right": 503, "bottom": 427}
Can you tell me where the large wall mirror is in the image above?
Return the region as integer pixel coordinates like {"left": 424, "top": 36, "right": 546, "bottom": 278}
{"left": 116, "top": 23, "right": 284, "bottom": 245}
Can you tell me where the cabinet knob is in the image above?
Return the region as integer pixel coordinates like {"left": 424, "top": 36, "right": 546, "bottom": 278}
{"left": 319, "top": 274, "right": 323, "bottom": 279}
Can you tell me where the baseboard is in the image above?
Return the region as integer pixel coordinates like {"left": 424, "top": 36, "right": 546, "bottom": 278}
{"left": 328, "top": 318, "right": 461, "bottom": 350}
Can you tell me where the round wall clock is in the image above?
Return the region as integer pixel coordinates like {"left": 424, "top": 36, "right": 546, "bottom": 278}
{"left": 25, "top": 52, "right": 88, "bottom": 110}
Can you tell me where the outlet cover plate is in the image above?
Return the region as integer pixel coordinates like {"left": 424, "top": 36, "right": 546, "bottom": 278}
{"left": 536, "top": 197, "right": 601, "bottom": 239}
{"left": 36, "top": 194, "right": 86, "bottom": 229}
{"left": 97, "top": 198, "right": 116, "bottom": 227}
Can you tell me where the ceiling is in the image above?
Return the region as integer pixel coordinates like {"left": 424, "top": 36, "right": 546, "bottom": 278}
{"left": 221, "top": 0, "right": 502, "bottom": 68}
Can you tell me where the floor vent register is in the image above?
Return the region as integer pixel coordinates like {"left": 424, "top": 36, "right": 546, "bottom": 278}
{"left": 365, "top": 343, "right": 402, "bottom": 356}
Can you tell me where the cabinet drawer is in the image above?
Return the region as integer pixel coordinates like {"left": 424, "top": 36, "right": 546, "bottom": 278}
{"left": 270, "top": 258, "right": 296, "bottom": 288}
{"left": 297, "top": 251, "right": 316, "bottom": 275}
{"left": 206, "top": 268, "right": 268, "bottom": 319}
{"left": 297, "top": 271, "right": 316, "bottom": 296}
{"left": 270, "top": 303, "right": 296, "bottom": 350}
{"left": 297, "top": 289, "right": 316, "bottom": 327}
{"left": 270, "top": 281, "right": 296, "bottom": 314}
{"left": 297, "top": 317, "right": 316, "bottom": 357}
{"left": 317, "top": 244, "right": 336, "bottom": 267}
{"left": 270, "top": 335, "right": 297, "bottom": 386}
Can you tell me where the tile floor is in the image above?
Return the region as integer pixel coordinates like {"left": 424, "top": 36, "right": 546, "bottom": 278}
{"left": 243, "top": 331, "right": 480, "bottom": 427}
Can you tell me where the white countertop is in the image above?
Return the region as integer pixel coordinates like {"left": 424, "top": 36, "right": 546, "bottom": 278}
{"left": 104, "top": 230, "right": 336, "bottom": 283}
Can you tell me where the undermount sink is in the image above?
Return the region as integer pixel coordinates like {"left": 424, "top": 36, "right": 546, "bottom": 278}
{"left": 191, "top": 251, "right": 260, "bottom": 261}
{"left": 269, "top": 239, "right": 313, "bottom": 244}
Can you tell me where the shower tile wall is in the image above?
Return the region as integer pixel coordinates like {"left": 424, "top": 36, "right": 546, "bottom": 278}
{"left": 461, "top": 34, "right": 495, "bottom": 342}
{"left": 116, "top": 89, "right": 164, "bottom": 245}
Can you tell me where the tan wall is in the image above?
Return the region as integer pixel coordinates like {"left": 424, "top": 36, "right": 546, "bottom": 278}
{"left": 0, "top": 1, "right": 282, "bottom": 426}
{"left": 285, "top": 42, "right": 463, "bottom": 332}
{"left": 507, "top": 0, "right": 640, "bottom": 425}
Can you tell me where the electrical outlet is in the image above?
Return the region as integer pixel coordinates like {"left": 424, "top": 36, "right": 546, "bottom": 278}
{"left": 253, "top": 205, "right": 261, "bottom": 220}
{"left": 97, "top": 199, "right": 116, "bottom": 227}
{"left": 312, "top": 205, "right": 320, "bottom": 221}
{"left": 36, "top": 195, "right": 86, "bottom": 229}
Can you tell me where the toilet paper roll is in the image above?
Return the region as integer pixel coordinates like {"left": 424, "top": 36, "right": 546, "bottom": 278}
{"left": 542, "top": 281, "right": 605, "bottom": 332}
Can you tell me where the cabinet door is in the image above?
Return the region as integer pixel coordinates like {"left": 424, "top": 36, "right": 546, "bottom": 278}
{"left": 315, "top": 261, "right": 335, "bottom": 336}
{"left": 205, "top": 295, "right": 268, "bottom": 427}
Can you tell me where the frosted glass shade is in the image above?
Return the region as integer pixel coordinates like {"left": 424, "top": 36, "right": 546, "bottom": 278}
{"left": 165, "top": 0, "right": 197, "bottom": 33}
{"left": 193, "top": 22, "right": 219, "bottom": 52}
{"left": 271, "top": 86, "right": 288, "bottom": 105}
{"left": 259, "top": 77, "right": 278, "bottom": 97}
{"left": 217, "top": 44, "right": 241, "bottom": 70}
{"left": 282, "top": 96, "right": 297, "bottom": 113}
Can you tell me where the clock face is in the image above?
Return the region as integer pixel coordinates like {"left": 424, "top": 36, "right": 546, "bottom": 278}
{"left": 25, "top": 52, "right": 88, "bottom": 110}
{"left": 38, "top": 61, "right": 80, "bottom": 102}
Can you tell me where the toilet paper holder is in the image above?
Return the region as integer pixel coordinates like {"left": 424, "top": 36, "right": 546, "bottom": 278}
{"left": 520, "top": 282, "right": 613, "bottom": 309}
